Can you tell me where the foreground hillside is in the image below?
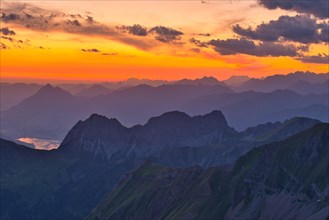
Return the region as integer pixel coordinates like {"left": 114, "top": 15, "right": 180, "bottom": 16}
{"left": 87, "top": 123, "right": 329, "bottom": 220}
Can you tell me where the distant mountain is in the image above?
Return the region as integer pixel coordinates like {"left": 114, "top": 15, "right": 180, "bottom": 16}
{"left": 122, "top": 78, "right": 169, "bottom": 87}
{"left": 236, "top": 71, "right": 328, "bottom": 92}
{"left": 1, "top": 83, "right": 233, "bottom": 140}
{"left": 223, "top": 75, "right": 250, "bottom": 86}
{"left": 76, "top": 84, "right": 113, "bottom": 97}
{"left": 86, "top": 123, "right": 329, "bottom": 220}
{"left": 240, "top": 117, "right": 321, "bottom": 142}
{"left": 173, "top": 76, "right": 227, "bottom": 87}
{"left": 0, "top": 82, "right": 42, "bottom": 110}
{"left": 287, "top": 80, "right": 329, "bottom": 95}
{"left": 258, "top": 104, "right": 329, "bottom": 124}
{"left": 183, "top": 89, "right": 328, "bottom": 130}
{"left": 1, "top": 84, "right": 90, "bottom": 139}
{"left": 2, "top": 82, "right": 326, "bottom": 140}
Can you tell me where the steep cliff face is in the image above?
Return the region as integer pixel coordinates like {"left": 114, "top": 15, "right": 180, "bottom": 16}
{"left": 86, "top": 123, "right": 329, "bottom": 220}
{"left": 59, "top": 110, "right": 237, "bottom": 160}
{"left": 59, "top": 112, "right": 319, "bottom": 168}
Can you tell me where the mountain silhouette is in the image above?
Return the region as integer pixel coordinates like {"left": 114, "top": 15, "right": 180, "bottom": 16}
{"left": 76, "top": 84, "right": 114, "bottom": 97}
{"left": 235, "top": 71, "right": 328, "bottom": 92}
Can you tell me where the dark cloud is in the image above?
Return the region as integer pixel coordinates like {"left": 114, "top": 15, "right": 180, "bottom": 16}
{"left": 297, "top": 54, "right": 329, "bottom": 64}
{"left": 0, "top": 42, "right": 9, "bottom": 49}
{"left": 233, "top": 15, "right": 327, "bottom": 44}
{"left": 258, "top": 0, "right": 329, "bottom": 19}
{"left": 117, "top": 24, "right": 148, "bottom": 36}
{"left": 149, "top": 26, "right": 183, "bottom": 43}
{"left": 86, "top": 16, "right": 94, "bottom": 23}
{"left": 189, "top": 38, "right": 208, "bottom": 48}
{"left": 1, "top": 12, "right": 19, "bottom": 21}
{"left": 81, "top": 48, "right": 100, "bottom": 53}
{"left": 1, "top": 36, "right": 14, "bottom": 42}
{"left": 0, "top": 27, "right": 16, "bottom": 35}
{"left": 67, "top": 19, "right": 81, "bottom": 27}
{"left": 198, "top": 33, "right": 211, "bottom": 37}
{"left": 208, "top": 38, "right": 300, "bottom": 57}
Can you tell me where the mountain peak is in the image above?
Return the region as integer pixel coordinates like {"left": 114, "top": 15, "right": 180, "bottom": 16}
{"left": 36, "top": 84, "right": 72, "bottom": 97}
{"left": 59, "top": 110, "right": 237, "bottom": 158}
{"left": 59, "top": 114, "right": 127, "bottom": 157}
{"left": 85, "top": 114, "right": 123, "bottom": 127}
{"left": 146, "top": 111, "right": 190, "bottom": 124}
{"left": 174, "top": 76, "right": 222, "bottom": 86}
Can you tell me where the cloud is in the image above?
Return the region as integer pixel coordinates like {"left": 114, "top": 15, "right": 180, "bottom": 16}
{"left": 1, "top": 2, "right": 186, "bottom": 49}
{"left": 1, "top": 12, "right": 19, "bottom": 21}
{"left": 233, "top": 15, "right": 328, "bottom": 44}
{"left": 117, "top": 24, "right": 184, "bottom": 43}
{"left": 0, "top": 2, "right": 156, "bottom": 50}
{"left": 297, "top": 54, "right": 329, "bottom": 64}
{"left": 1, "top": 36, "right": 15, "bottom": 42}
{"left": 148, "top": 26, "right": 183, "bottom": 43}
{"left": 102, "top": 52, "right": 118, "bottom": 56}
{"left": 81, "top": 48, "right": 100, "bottom": 53}
{"left": 208, "top": 38, "right": 300, "bottom": 57}
{"left": 0, "top": 42, "right": 9, "bottom": 49}
{"left": 0, "top": 27, "right": 16, "bottom": 35}
{"left": 116, "top": 24, "right": 148, "bottom": 36}
{"left": 319, "top": 26, "right": 329, "bottom": 42}
{"left": 258, "top": 0, "right": 329, "bottom": 19}
{"left": 198, "top": 33, "right": 211, "bottom": 37}
{"left": 189, "top": 38, "right": 208, "bottom": 48}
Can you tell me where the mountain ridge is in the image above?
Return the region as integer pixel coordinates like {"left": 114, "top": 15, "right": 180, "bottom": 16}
{"left": 86, "top": 123, "right": 329, "bottom": 220}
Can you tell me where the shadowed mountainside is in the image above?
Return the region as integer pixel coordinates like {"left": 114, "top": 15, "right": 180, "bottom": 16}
{"left": 86, "top": 123, "right": 329, "bottom": 220}
{"left": 0, "top": 110, "right": 322, "bottom": 219}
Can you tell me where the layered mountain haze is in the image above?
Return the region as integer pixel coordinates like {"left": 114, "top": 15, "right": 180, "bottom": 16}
{"left": 1, "top": 84, "right": 88, "bottom": 139}
{"left": 1, "top": 72, "right": 328, "bottom": 141}
{"left": 183, "top": 89, "right": 329, "bottom": 130}
{"left": 0, "top": 83, "right": 42, "bottom": 110}
{"left": 287, "top": 80, "right": 329, "bottom": 95}
{"left": 1, "top": 82, "right": 233, "bottom": 139}
{"left": 173, "top": 76, "right": 227, "bottom": 86}
{"left": 76, "top": 84, "right": 114, "bottom": 97}
{"left": 235, "top": 71, "right": 329, "bottom": 93}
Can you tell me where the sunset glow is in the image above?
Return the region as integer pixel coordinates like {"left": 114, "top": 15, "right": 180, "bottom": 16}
{"left": 1, "top": 0, "right": 328, "bottom": 82}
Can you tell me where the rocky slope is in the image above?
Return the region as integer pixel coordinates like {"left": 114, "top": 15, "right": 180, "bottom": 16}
{"left": 86, "top": 123, "right": 329, "bottom": 220}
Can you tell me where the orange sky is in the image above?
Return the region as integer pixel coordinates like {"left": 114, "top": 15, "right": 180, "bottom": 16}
{"left": 0, "top": 1, "right": 328, "bottom": 82}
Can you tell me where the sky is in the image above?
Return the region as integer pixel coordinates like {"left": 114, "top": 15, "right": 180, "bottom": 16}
{"left": 0, "top": 0, "right": 328, "bottom": 82}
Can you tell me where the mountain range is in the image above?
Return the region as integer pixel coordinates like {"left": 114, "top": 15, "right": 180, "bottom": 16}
{"left": 234, "top": 71, "right": 328, "bottom": 93}
{"left": 1, "top": 110, "right": 326, "bottom": 219}
{"left": 86, "top": 123, "right": 329, "bottom": 220}
{"left": 0, "top": 83, "right": 233, "bottom": 139}
{"left": 1, "top": 72, "right": 328, "bottom": 140}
